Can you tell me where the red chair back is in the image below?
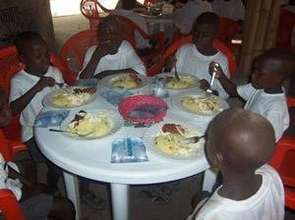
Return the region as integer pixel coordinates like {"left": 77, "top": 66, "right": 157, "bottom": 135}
{"left": 217, "top": 17, "right": 241, "bottom": 47}
{"left": 277, "top": 9, "right": 295, "bottom": 49}
{"left": 0, "top": 189, "right": 25, "bottom": 220}
{"left": 147, "top": 36, "right": 237, "bottom": 77}
{"left": 60, "top": 29, "right": 98, "bottom": 74}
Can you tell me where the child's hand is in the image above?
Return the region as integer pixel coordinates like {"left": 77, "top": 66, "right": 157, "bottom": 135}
{"left": 199, "top": 79, "right": 210, "bottom": 91}
{"left": 165, "top": 56, "right": 176, "bottom": 72}
{"left": 209, "top": 62, "right": 224, "bottom": 79}
{"left": 35, "top": 76, "right": 55, "bottom": 91}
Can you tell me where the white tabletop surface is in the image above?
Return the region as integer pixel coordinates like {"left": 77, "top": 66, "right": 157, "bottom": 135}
{"left": 35, "top": 89, "right": 223, "bottom": 185}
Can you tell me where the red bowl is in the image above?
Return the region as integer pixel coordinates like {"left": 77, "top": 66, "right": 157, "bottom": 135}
{"left": 118, "top": 95, "right": 168, "bottom": 125}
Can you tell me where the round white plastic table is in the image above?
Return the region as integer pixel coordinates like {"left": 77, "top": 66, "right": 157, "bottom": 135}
{"left": 35, "top": 95, "right": 219, "bottom": 220}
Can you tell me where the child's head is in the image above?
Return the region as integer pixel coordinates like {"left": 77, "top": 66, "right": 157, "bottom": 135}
{"left": 192, "top": 12, "right": 219, "bottom": 50}
{"left": 206, "top": 108, "right": 275, "bottom": 174}
{"left": 0, "top": 88, "right": 11, "bottom": 127}
{"left": 98, "top": 15, "right": 122, "bottom": 45}
{"left": 14, "top": 32, "right": 50, "bottom": 76}
{"left": 251, "top": 48, "right": 295, "bottom": 90}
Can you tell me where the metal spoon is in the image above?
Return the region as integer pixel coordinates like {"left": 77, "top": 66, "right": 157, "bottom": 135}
{"left": 49, "top": 128, "right": 93, "bottom": 137}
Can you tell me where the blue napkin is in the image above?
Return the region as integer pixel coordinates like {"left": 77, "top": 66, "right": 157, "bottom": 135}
{"left": 111, "top": 137, "right": 148, "bottom": 163}
{"left": 101, "top": 87, "right": 133, "bottom": 106}
{"left": 35, "top": 110, "right": 69, "bottom": 127}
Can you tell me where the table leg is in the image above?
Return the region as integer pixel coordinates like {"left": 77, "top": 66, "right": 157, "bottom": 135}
{"left": 63, "top": 171, "right": 80, "bottom": 220}
{"left": 202, "top": 168, "right": 218, "bottom": 193}
{"left": 110, "top": 183, "right": 129, "bottom": 220}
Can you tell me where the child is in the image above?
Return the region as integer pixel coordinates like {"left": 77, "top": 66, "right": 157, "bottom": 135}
{"left": 79, "top": 15, "right": 146, "bottom": 79}
{"left": 209, "top": 48, "right": 294, "bottom": 141}
{"left": 0, "top": 89, "right": 75, "bottom": 220}
{"left": 9, "top": 32, "right": 64, "bottom": 191}
{"left": 189, "top": 108, "right": 284, "bottom": 220}
{"left": 173, "top": 12, "right": 230, "bottom": 98}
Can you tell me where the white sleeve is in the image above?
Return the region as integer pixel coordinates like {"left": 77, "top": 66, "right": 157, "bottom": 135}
{"left": 265, "top": 110, "right": 285, "bottom": 142}
{"left": 9, "top": 77, "right": 24, "bottom": 103}
{"left": 124, "top": 42, "right": 146, "bottom": 75}
{"left": 51, "top": 66, "right": 65, "bottom": 83}
{"left": 237, "top": 83, "right": 256, "bottom": 101}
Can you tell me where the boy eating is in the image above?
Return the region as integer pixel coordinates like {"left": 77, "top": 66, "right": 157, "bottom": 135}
{"left": 79, "top": 15, "right": 146, "bottom": 79}
{"left": 9, "top": 32, "right": 64, "bottom": 191}
{"left": 210, "top": 48, "right": 294, "bottom": 141}
{"left": 173, "top": 12, "right": 230, "bottom": 98}
{"left": 189, "top": 108, "right": 284, "bottom": 220}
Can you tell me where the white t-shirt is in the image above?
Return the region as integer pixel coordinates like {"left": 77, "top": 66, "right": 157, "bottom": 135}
{"left": 9, "top": 66, "right": 64, "bottom": 142}
{"left": 173, "top": 0, "right": 212, "bottom": 34}
{"left": 189, "top": 165, "right": 284, "bottom": 220}
{"left": 237, "top": 83, "right": 289, "bottom": 141}
{"left": 113, "top": 9, "right": 151, "bottom": 49}
{"left": 175, "top": 43, "right": 230, "bottom": 98}
{"left": 211, "top": 0, "right": 245, "bottom": 21}
{"left": 81, "top": 40, "right": 146, "bottom": 77}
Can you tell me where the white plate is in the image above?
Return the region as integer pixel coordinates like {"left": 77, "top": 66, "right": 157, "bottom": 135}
{"left": 60, "top": 109, "right": 124, "bottom": 140}
{"left": 43, "top": 87, "right": 97, "bottom": 109}
{"left": 171, "top": 91, "right": 229, "bottom": 116}
{"left": 143, "top": 118, "right": 204, "bottom": 160}
{"left": 155, "top": 72, "right": 201, "bottom": 91}
{"left": 99, "top": 73, "right": 148, "bottom": 92}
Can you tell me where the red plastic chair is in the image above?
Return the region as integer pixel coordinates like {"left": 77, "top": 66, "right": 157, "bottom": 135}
{"left": 0, "top": 189, "right": 25, "bottom": 220}
{"left": 147, "top": 35, "right": 237, "bottom": 77}
{"left": 59, "top": 29, "right": 98, "bottom": 74}
{"left": 217, "top": 17, "right": 241, "bottom": 48}
{"left": 269, "top": 137, "right": 295, "bottom": 209}
{"left": 111, "top": 14, "right": 166, "bottom": 64}
{"left": 80, "top": 0, "right": 111, "bottom": 30}
{"left": 277, "top": 9, "right": 295, "bottom": 50}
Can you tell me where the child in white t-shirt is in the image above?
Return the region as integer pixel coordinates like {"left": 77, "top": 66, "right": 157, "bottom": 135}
{"left": 9, "top": 32, "right": 64, "bottom": 191}
{"left": 0, "top": 87, "right": 75, "bottom": 220}
{"left": 174, "top": 12, "right": 230, "bottom": 98}
{"left": 79, "top": 15, "right": 146, "bottom": 79}
{"left": 188, "top": 108, "right": 284, "bottom": 220}
{"left": 210, "top": 48, "right": 294, "bottom": 141}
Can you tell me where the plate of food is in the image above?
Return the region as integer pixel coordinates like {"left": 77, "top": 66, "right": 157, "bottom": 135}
{"left": 59, "top": 109, "right": 124, "bottom": 140}
{"left": 43, "top": 87, "right": 97, "bottom": 108}
{"left": 155, "top": 73, "right": 200, "bottom": 90}
{"left": 143, "top": 121, "right": 204, "bottom": 160}
{"left": 172, "top": 92, "right": 228, "bottom": 116}
{"left": 100, "top": 73, "right": 148, "bottom": 91}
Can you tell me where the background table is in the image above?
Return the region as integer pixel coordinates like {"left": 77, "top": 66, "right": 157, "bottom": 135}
{"left": 35, "top": 94, "right": 219, "bottom": 220}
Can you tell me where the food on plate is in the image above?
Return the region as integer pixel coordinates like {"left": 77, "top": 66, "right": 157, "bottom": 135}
{"left": 165, "top": 75, "right": 196, "bottom": 89}
{"left": 52, "top": 87, "right": 96, "bottom": 108}
{"left": 154, "top": 123, "right": 201, "bottom": 157}
{"left": 111, "top": 73, "right": 142, "bottom": 89}
{"left": 181, "top": 95, "right": 219, "bottom": 113}
{"left": 66, "top": 110, "right": 112, "bottom": 137}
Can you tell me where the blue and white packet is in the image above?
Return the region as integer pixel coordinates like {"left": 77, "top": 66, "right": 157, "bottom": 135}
{"left": 111, "top": 137, "right": 148, "bottom": 163}
{"left": 35, "top": 110, "right": 70, "bottom": 127}
{"left": 101, "top": 87, "right": 133, "bottom": 106}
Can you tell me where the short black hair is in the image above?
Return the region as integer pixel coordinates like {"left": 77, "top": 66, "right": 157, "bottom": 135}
{"left": 254, "top": 48, "right": 295, "bottom": 78}
{"left": 192, "top": 12, "right": 219, "bottom": 33}
{"left": 14, "top": 31, "right": 45, "bottom": 55}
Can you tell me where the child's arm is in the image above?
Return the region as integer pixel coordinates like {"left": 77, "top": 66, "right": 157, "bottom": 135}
{"left": 79, "top": 43, "right": 118, "bottom": 79}
{"left": 209, "top": 62, "right": 239, "bottom": 97}
{"left": 10, "top": 77, "right": 55, "bottom": 115}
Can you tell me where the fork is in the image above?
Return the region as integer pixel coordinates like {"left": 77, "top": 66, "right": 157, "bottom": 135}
{"left": 182, "top": 135, "right": 205, "bottom": 144}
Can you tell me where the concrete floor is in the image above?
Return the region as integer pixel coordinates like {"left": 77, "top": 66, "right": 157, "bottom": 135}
{"left": 47, "top": 14, "right": 295, "bottom": 220}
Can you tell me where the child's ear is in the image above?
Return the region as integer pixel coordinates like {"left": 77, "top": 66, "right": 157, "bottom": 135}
{"left": 215, "top": 152, "right": 224, "bottom": 166}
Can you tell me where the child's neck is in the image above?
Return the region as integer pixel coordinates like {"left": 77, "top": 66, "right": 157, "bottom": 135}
{"left": 219, "top": 170, "right": 262, "bottom": 201}
{"left": 264, "top": 86, "right": 283, "bottom": 94}
{"left": 195, "top": 44, "right": 218, "bottom": 56}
